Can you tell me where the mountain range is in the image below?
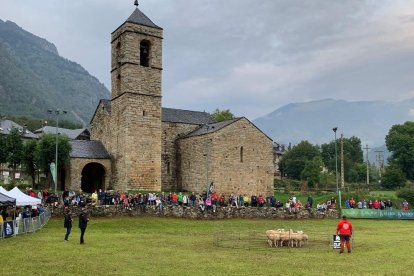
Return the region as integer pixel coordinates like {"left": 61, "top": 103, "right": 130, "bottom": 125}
{"left": 253, "top": 98, "right": 414, "bottom": 149}
{"left": 0, "top": 19, "right": 110, "bottom": 125}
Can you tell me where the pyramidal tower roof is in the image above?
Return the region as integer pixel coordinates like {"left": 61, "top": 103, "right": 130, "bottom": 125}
{"left": 125, "top": 1, "right": 162, "bottom": 30}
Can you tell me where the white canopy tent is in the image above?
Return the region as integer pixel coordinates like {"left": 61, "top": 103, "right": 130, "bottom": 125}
{"left": 6, "top": 187, "right": 41, "bottom": 206}
{"left": 0, "top": 186, "right": 11, "bottom": 196}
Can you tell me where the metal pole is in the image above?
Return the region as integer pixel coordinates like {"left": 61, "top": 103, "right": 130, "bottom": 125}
{"left": 365, "top": 144, "right": 370, "bottom": 186}
{"left": 340, "top": 134, "right": 345, "bottom": 190}
{"left": 55, "top": 112, "right": 58, "bottom": 194}
{"left": 333, "top": 128, "right": 338, "bottom": 194}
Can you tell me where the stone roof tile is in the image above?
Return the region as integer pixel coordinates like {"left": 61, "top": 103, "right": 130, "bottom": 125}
{"left": 34, "top": 126, "right": 89, "bottom": 140}
{"left": 0, "top": 120, "right": 38, "bottom": 139}
{"left": 126, "top": 7, "right": 162, "bottom": 30}
{"left": 181, "top": 118, "right": 242, "bottom": 138}
{"left": 162, "top": 108, "right": 215, "bottom": 125}
{"left": 69, "top": 140, "right": 110, "bottom": 159}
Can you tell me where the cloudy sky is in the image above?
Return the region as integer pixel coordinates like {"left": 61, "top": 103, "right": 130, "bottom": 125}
{"left": 2, "top": 0, "right": 414, "bottom": 120}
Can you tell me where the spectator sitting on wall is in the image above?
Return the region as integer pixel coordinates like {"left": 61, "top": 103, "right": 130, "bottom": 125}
{"left": 238, "top": 194, "right": 244, "bottom": 207}
{"left": 380, "top": 200, "right": 386, "bottom": 210}
{"left": 172, "top": 193, "right": 178, "bottom": 206}
{"left": 62, "top": 188, "right": 69, "bottom": 200}
{"left": 198, "top": 196, "right": 205, "bottom": 212}
{"left": 402, "top": 200, "right": 409, "bottom": 211}
{"left": 387, "top": 200, "right": 393, "bottom": 210}
{"left": 219, "top": 194, "right": 226, "bottom": 207}
{"left": 317, "top": 202, "right": 326, "bottom": 213}
{"left": 177, "top": 192, "right": 183, "bottom": 206}
{"left": 307, "top": 195, "right": 313, "bottom": 208}
{"left": 294, "top": 200, "right": 303, "bottom": 209}
{"left": 275, "top": 201, "right": 283, "bottom": 208}
{"left": 243, "top": 194, "right": 249, "bottom": 207}
{"left": 344, "top": 199, "right": 350, "bottom": 209}
{"left": 91, "top": 191, "right": 98, "bottom": 206}
{"left": 373, "top": 200, "right": 380, "bottom": 209}
{"left": 251, "top": 194, "right": 258, "bottom": 207}
{"left": 189, "top": 192, "right": 196, "bottom": 207}
{"left": 269, "top": 195, "right": 276, "bottom": 207}
{"left": 257, "top": 195, "right": 264, "bottom": 207}
{"left": 349, "top": 197, "right": 356, "bottom": 208}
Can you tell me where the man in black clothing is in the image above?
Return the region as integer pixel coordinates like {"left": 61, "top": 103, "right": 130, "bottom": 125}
{"left": 64, "top": 209, "right": 72, "bottom": 241}
{"left": 78, "top": 207, "right": 89, "bottom": 244}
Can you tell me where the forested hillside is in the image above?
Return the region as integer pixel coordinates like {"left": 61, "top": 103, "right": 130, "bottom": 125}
{"left": 0, "top": 19, "right": 110, "bottom": 125}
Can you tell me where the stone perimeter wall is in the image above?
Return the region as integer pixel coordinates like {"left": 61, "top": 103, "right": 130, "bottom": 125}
{"left": 51, "top": 205, "right": 339, "bottom": 220}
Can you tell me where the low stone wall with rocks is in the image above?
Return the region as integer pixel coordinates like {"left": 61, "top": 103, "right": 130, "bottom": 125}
{"left": 51, "top": 205, "right": 339, "bottom": 220}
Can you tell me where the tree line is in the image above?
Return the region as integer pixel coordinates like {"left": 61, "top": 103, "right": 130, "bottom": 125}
{"left": 279, "top": 122, "right": 414, "bottom": 190}
{"left": 0, "top": 128, "right": 71, "bottom": 186}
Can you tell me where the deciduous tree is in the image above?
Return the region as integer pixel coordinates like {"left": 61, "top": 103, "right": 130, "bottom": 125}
{"left": 279, "top": 140, "right": 321, "bottom": 180}
{"left": 36, "top": 134, "right": 71, "bottom": 181}
{"left": 5, "top": 128, "right": 24, "bottom": 177}
{"left": 211, "top": 109, "right": 235, "bottom": 122}
{"left": 301, "top": 156, "right": 323, "bottom": 188}
{"left": 381, "top": 164, "right": 406, "bottom": 189}
{"left": 23, "top": 139, "right": 38, "bottom": 186}
{"left": 385, "top": 121, "right": 414, "bottom": 180}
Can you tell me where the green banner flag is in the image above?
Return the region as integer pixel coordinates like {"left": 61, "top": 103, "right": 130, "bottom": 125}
{"left": 342, "top": 208, "right": 414, "bottom": 220}
{"left": 50, "top": 162, "right": 56, "bottom": 185}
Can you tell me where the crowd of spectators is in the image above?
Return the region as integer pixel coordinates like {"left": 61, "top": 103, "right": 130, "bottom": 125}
{"left": 56, "top": 189, "right": 326, "bottom": 215}
{"left": 9, "top": 187, "right": 412, "bottom": 214}
{"left": 343, "top": 197, "right": 409, "bottom": 211}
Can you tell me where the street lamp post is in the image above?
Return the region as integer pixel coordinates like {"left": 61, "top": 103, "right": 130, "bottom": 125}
{"left": 48, "top": 109, "right": 67, "bottom": 194}
{"left": 333, "top": 127, "right": 339, "bottom": 195}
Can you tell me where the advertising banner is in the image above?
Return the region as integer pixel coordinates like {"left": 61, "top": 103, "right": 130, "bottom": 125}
{"left": 342, "top": 209, "right": 414, "bottom": 220}
{"left": 3, "top": 221, "right": 14, "bottom": 237}
{"left": 50, "top": 162, "right": 56, "bottom": 185}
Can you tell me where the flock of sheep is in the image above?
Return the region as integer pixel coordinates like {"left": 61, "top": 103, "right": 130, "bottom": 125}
{"left": 265, "top": 229, "right": 309, "bottom": 248}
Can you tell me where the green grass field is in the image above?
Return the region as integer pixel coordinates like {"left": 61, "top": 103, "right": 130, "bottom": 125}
{"left": 1, "top": 217, "right": 413, "bottom": 275}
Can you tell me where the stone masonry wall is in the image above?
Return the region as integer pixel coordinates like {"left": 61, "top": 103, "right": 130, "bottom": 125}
{"left": 110, "top": 93, "right": 162, "bottom": 191}
{"left": 177, "top": 134, "right": 207, "bottom": 193}
{"left": 90, "top": 101, "right": 112, "bottom": 153}
{"left": 178, "top": 118, "right": 274, "bottom": 196}
{"left": 51, "top": 205, "right": 339, "bottom": 220}
{"left": 161, "top": 122, "right": 200, "bottom": 191}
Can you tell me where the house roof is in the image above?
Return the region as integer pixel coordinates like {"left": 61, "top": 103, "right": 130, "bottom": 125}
{"left": 34, "top": 126, "right": 90, "bottom": 140}
{"left": 126, "top": 7, "right": 162, "bottom": 30}
{"left": 162, "top": 108, "right": 215, "bottom": 125}
{"left": 69, "top": 140, "right": 110, "bottom": 159}
{"left": 182, "top": 118, "right": 242, "bottom": 138}
{"left": 180, "top": 117, "right": 273, "bottom": 141}
{"left": 0, "top": 120, "right": 38, "bottom": 139}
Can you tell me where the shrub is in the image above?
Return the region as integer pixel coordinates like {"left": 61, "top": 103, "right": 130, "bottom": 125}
{"left": 396, "top": 187, "right": 414, "bottom": 207}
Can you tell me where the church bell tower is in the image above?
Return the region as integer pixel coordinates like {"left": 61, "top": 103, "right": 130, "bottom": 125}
{"left": 110, "top": 1, "right": 163, "bottom": 191}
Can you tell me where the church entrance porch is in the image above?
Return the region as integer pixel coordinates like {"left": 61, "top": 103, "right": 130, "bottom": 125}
{"left": 81, "top": 163, "right": 106, "bottom": 193}
{"left": 66, "top": 158, "right": 111, "bottom": 193}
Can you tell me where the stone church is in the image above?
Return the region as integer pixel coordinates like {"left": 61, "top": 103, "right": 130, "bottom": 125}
{"left": 65, "top": 3, "right": 274, "bottom": 196}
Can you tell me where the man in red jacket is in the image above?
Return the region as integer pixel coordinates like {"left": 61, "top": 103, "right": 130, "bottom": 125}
{"left": 336, "top": 215, "right": 353, "bottom": 254}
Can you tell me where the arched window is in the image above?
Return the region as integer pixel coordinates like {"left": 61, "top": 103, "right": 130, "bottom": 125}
{"left": 140, "top": 40, "right": 150, "bottom": 67}
{"left": 240, "top": 146, "right": 244, "bottom": 163}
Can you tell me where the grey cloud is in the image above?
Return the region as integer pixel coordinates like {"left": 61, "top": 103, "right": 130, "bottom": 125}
{"left": 2, "top": 0, "right": 414, "bottom": 119}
